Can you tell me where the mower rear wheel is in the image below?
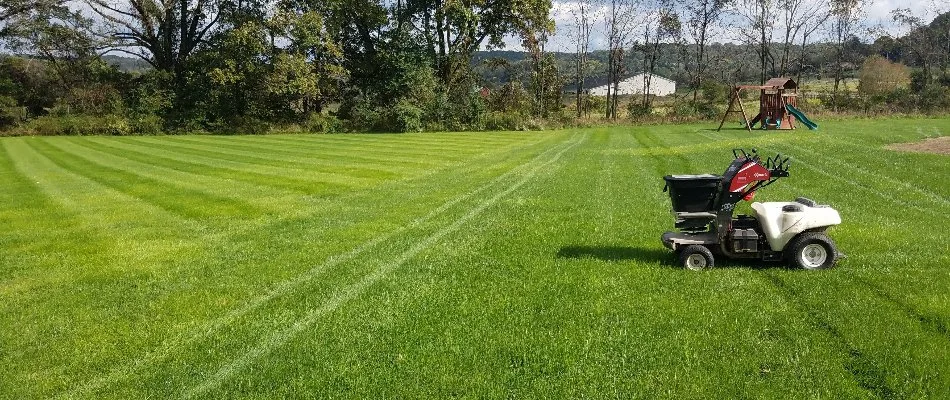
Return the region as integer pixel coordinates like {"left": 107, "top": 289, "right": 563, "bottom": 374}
{"left": 786, "top": 232, "right": 838, "bottom": 270}
{"left": 679, "top": 245, "right": 714, "bottom": 270}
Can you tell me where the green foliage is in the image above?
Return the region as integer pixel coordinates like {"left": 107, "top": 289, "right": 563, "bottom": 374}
{"left": 387, "top": 99, "right": 424, "bottom": 133}
{"left": 627, "top": 102, "right": 652, "bottom": 118}
{"left": 24, "top": 114, "right": 132, "bottom": 135}
{"left": 488, "top": 82, "right": 531, "bottom": 114}
{"left": 304, "top": 113, "right": 342, "bottom": 133}
{"left": 0, "top": 95, "right": 22, "bottom": 128}
{"left": 482, "top": 111, "right": 527, "bottom": 130}
{"left": 700, "top": 80, "right": 731, "bottom": 104}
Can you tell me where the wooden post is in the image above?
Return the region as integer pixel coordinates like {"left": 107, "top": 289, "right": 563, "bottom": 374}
{"left": 718, "top": 87, "right": 752, "bottom": 132}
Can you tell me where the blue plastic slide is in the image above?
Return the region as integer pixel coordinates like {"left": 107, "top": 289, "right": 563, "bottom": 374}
{"left": 785, "top": 104, "right": 818, "bottom": 130}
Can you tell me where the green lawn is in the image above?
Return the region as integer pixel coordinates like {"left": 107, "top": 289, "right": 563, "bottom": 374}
{"left": 2, "top": 118, "right": 949, "bottom": 398}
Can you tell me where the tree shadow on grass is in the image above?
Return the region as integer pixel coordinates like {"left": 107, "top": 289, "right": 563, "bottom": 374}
{"left": 557, "top": 245, "right": 793, "bottom": 270}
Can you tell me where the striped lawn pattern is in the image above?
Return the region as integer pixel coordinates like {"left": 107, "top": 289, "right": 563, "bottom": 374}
{"left": 1, "top": 121, "right": 949, "bottom": 398}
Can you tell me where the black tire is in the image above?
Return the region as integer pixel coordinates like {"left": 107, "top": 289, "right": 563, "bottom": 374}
{"left": 786, "top": 232, "right": 838, "bottom": 270}
{"left": 679, "top": 245, "right": 714, "bottom": 271}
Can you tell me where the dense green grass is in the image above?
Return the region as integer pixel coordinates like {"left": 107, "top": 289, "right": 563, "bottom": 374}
{"left": 2, "top": 118, "right": 948, "bottom": 398}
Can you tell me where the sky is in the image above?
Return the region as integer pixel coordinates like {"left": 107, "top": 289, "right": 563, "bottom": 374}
{"left": 66, "top": 0, "right": 944, "bottom": 54}
{"left": 503, "top": 0, "right": 945, "bottom": 52}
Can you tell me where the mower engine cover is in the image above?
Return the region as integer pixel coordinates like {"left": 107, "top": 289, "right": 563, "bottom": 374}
{"left": 751, "top": 201, "right": 842, "bottom": 251}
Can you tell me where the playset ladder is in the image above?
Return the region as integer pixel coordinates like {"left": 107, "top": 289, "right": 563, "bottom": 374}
{"left": 718, "top": 87, "right": 752, "bottom": 132}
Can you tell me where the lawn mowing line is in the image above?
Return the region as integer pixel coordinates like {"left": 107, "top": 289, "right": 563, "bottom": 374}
{"left": 119, "top": 136, "right": 420, "bottom": 177}
{"left": 171, "top": 135, "right": 455, "bottom": 168}
{"left": 54, "top": 139, "right": 297, "bottom": 212}
{"left": 237, "top": 134, "right": 528, "bottom": 166}
{"left": 183, "top": 135, "right": 447, "bottom": 175}
{"left": 80, "top": 137, "right": 351, "bottom": 197}
{"left": 6, "top": 139, "right": 183, "bottom": 223}
{"left": 138, "top": 136, "right": 436, "bottom": 177}
{"left": 56, "top": 134, "right": 578, "bottom": 400}
{"left": 271, "top": 132, "right": 528, "bottom": 150}
{"left": 26, "top": 139, "right": 261, "bottom": 221}
{"left": 775, "top": 141, "right": 950, "bottom": 207}
{"left": 170, "top": 135, "right": 439, "bottom": 172}
{"left": 761, "top": 272, "right": 899, "bottom": 399}
{"left": 785, "top": 156, "right": 942, "bottom": 217}
{"left": 850, "top": 275, "right": 950, "bottom": 341}
{"left": 181, "top": 134, "right": 586, "bottom": 399}
{"left": 701, "top": 131, "right": 944, "bottom": 217}
{"left": 130, "top": 137, "right": 385, "bottom": 186}
{"left": 264, "top": 134, "right": 499, "bottom": 154}
{"left": 37, "top": 139, "right": 263, "bottom": 217}
{"left": 695, "top": 131, "right": 721, "bottom": 141}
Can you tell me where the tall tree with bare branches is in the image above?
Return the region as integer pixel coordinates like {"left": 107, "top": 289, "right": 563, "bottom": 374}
{"left": 684, "top": 0, "right": 730, "bottom": 102}
{"left": 828, "top": 0, "right": 864, "bottom": 109}
{"left": 603, "top": 0, "right": 640, "bottom": 119}
{"left": 569, "top": 0, "right": 597, "bottom": 118}
{"left": 84, "top": 0, "right": 223, "bottom": 84}
{"left": 732, "top": 0, "right": 776, "bottom": 83}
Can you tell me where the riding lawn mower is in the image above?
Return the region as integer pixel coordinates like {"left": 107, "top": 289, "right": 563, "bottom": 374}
{"left": 661, "top": 149, "right": 843, "bottom": 270}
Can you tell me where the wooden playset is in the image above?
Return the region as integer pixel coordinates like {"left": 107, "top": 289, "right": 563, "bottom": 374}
{"left": 718, "top": 77, "right": 817, "bottom": 132}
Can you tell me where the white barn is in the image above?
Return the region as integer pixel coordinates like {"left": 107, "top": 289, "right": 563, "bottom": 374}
{"left": 588, "top": 73, "right": 676, "bottom": 97}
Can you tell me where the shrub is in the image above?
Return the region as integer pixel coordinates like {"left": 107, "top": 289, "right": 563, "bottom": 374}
{"left": 859, "top": 56, "right": 911, "bottom": 97}
{"left": 916, "top": 85, "right": 950, "bottom": 113}
{"left": 627, "top": 102, "right": 652, "bottom": 119}
{"left": 304, "top": 113, "right": 342, "bottom": 133}
{"left": 0, "top": 95, "right": 22, "bottom": 128}
{"left": 386, "top": 100, "right": 423, "bottom": 133}
{"left": 700, "top": 81, "right": 731, "bottom": 104}
{"left": 26, "top": 115, "right": 132, "bottom": 136}
{"left": 482, "top": 111, "right": 525, "bottom": 131}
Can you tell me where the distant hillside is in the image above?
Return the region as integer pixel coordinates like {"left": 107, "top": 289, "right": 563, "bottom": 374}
{"left": 103, "top": 55, "right": 151, "bottom": 72}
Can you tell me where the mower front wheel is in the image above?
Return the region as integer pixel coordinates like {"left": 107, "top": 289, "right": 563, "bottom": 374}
{"left": 679, "top": 245, "right": 714, "bottom": 271}
{"left": 786, "top": 232, "right": 838, "bottom": 270}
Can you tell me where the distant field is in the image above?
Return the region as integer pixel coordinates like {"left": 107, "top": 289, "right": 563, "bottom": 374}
{"left": 2, "top": 118, "right": 949, "bottom": 398}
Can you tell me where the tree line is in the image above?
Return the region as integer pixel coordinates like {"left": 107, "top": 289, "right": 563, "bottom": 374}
{"left": 1, "top": 0, "right": 949, "bottom": 135}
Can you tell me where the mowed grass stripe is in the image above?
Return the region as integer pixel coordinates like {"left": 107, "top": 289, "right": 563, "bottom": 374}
{"left": 80, "top": 137, "right": 353, "bottom": 198}
{"left": 172, "top": 135, "right": 456, "bottom": 169}
{"left": 769, "top": 140, "right": 949, "bottom": 208}
{"left": 182, "top": 134, "right": 586, "bottom": 398}
{"left": 131, "top": 136, "right": 422, "bottom": 183}
{"left": 0, "top": 142, "right": 113, "bottom": 287}
{"left": 174, "top": 135, "right": 439, "bottom": 176}
{"left": 697, "top": 129, "right": 941, "bottom": 218}
{"left": 233, "top": 135, "right": 450, "bottom": 171}
{"left": 273, "top": 131, "right": 533, "bottom": 150}
{"left": 779, "top": 136, "right": 950, "bottom": 203}
{"left": 26, "top": 139, "right": 261, "bottom": 220}
{"left": 255, "top": 133, "right": 502, "bottom": 154}
{"left": 631, "top": 129, "right": 943, "bottom": 394}
{"left": 764, "top": 271, "right": 950, "bottom": 396}
{"left": 618, "top": 129, "right": 925, "bottom": 396}
{"left": 229, "top": 133, "right": 535, "bottom": 166}
{"left": 261, "top": 134, "right": 517, "bottom": 162}
{"left": 60, "top": 133, "right": 576, "bottom": 399}
{"left": 50, "top": 138, "right": 307, "bottom": 213}
{"left": 697, "top": 129, "right": 950, "bottom": 395}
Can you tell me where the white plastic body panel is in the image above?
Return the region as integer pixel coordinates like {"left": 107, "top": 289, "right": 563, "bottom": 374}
{"left": 751, "top": 202, "right": 842, "bottom": 251}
